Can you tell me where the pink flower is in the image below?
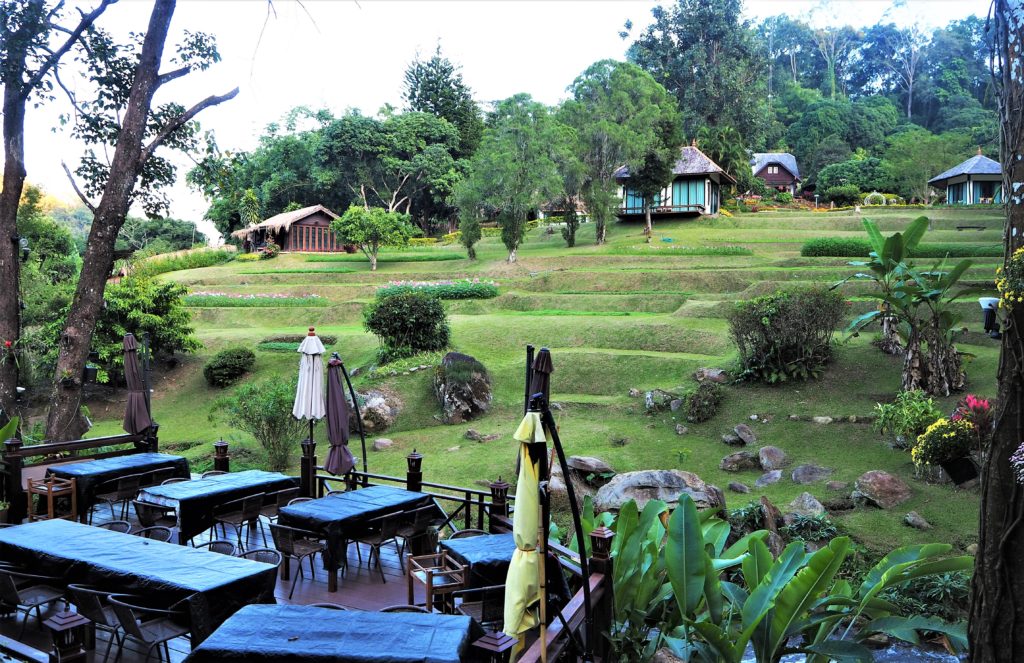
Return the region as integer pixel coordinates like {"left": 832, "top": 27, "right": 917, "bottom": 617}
{"left": 3, "top": 340, "right": 11, "bottom": 349}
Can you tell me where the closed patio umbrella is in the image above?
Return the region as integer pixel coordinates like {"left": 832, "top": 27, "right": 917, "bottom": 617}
{"left": 324, "top": 355, "right": 355, "bottom": 475}
{"left": 504, "top": 409, "right": 545, "bottom": 643}
{"left": 292, "top": 327, "right": 326, "bottom": 442}
{"left": 122, "top": 333, "right": 153, "bottom": 435}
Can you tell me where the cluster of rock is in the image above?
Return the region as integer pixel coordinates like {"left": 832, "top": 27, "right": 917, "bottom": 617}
{"left": 349, "top": 388, "right": 402, "bottom": 432}
{"left": 593, "top": 469, "right": 725, "bottom": 512}
{"left": 433, "top": 352, "right": 493, "bottom": 424}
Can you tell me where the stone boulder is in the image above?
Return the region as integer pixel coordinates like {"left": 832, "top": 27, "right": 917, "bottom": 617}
{"left": 644, "top": 389, "right": 679, "bottom": 413}
{"left": 721, "top": 433, "right": 745, "bottom": 446}
{"left": 433, "top": 352, "right": 492, "bottom": 424}
{"left": 792, "top": 464, "right": 833, "bottom": 485}
{"left": 352, "top": 389, "right": 402, "bottom": 432}
{"left": 788, "top": 492, "right": 826, "bottom": 517}
{"left": 694, "top": 367, "right": 728, "bottom": 384}
{"left": 904, "top": 511, "right": 932, "bottom": 530}
{"left": 734, "top": 424, "right": 758, "bottom": 445}
{"left": 464, "top": 429, "right": 499, "bottom": 442}
{"left": 594, "top": 470, "right": 722, "bottom": 512}
{"left": 758, "top": 446, "right": 789, "bottom": 471}
{"left": 567, "top": 456, "right": 613, "bottom": 475}
{"left": 372, "top": 438, "right": 394, "bottom": 451}
{"left": 675, "top": 424, "right": 689, "bottom": 435}
{"left": 720, "top": 451, "right": 760, "bottom": 472}
{"left": 728, "top": 482, "right": 750, "bottom": 494}
{"left": 755, "top": 470, "right": 782, "bottom": 488}
{"left": 853, "top": 470, "right": 912, "bottom": 509}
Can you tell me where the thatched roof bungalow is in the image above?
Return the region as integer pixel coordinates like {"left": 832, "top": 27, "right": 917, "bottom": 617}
{"left": 231, "top": 205, "right": 342, "bottom": 252}
{"left": 614, "top": 145, "right": 735, "bottom": 218}
{"left": 928, "top": 151, "right": 1003, "bottom": 204}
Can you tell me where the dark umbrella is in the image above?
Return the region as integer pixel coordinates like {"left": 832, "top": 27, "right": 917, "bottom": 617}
{"left": 324, "top": 356, "right": 355, "bottom": 475}
{"left": 122, "top": 334, "right": 153, "bottom": 435}
{"left": 528, "top": 348, "right": 554, "bottom": 409}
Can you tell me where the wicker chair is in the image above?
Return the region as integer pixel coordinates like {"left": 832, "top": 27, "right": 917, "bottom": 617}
{"left": 66, "top": 584, "right": 123, "bottom": 663}
{"left": 93, "top": 473, "right": 143, "bottom": 522}
{"left": 270, "top": 523, "right": 328, "bottom": 599}
{"left": 132, "top": 500, "right": 177, "bottom": 529}
{"left": 213, "top": 494, "right": 267, "bottom": 550}
{"left": 353, "top": 511, "right": 404, "bottom": 583}
{"left": 380, "top": 604, "right": 430, "bottom": 613}
{"left": 195, "top": 540, "right": 236, "bottom": 556}
{"left": 0, "top": 570, "right": 67, "bottom": 639}
{"left": 260, "top": 487, "right": 300, "bottom": 523}
{"left": 237, "top": 548, "right": 283, "bottom": 568}
{"left": 97, "top": 520, "right": 132, "bottom": 534}
{"left": 448, "top": 528, "right": 487, "bottom": 539}
{"left": 308, "top": 602, "right": 348, "bottom": 610}
{"left": 134, "top": 526, "right": 174, "bottom": 543}
{"left": 107, "top": 594, "right": 191, "bottom": 663}
{"left": 201, "top": 470, "right": 227, "bottom": 479}
{"left": 396, "top": 505, "right": 439, "bottom": 562}
{"left": 454, "top": 584, "right": 506, "bottom": 631}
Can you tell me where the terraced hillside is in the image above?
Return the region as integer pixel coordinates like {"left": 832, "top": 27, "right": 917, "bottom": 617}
{"left": 88, "top": 207, "right": 1003, "bottom": 553}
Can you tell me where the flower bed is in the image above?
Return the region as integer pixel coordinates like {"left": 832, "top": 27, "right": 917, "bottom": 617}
{"left": 376, "top": 279, "right": 498, "bottom": 300}
{"left": 996, "top": 247, "right": 1024, "bottom": 311}
{"left": 183, "top": 292, "right": 328, "bottom": 307}
{"left": 912, "top": 417, "right": 975, "bottom": 468}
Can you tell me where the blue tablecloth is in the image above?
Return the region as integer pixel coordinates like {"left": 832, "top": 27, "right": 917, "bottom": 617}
{"left": 440, "top": 533, "right": 515, "bottom": 588}
{"left": 47, "top": 452, "right": 190, "bottom": 512}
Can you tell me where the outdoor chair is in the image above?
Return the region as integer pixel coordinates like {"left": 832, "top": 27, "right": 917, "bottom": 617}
{"left": 93, "top": 473, "right": 143, "bottom": 522}
{"left": 454, "top": 584, "right": 506, "bottom": 632}
{"left": 308, "top": 602, "right": 348, "bottom": 610}
{"left": 194, "top": 540, "right": 236, "bottom": 556}
{"left": 287, "top": 497, "right": 313, "bottom": 506}
{"left": 144, "top": 468, "right": 174, "bottom": 488}
{"left": 326, "top": 490, "right": 347, "bottom": 496}
{"left": 0, "top": 569, "right": 67, "bottom": 639}
{"left": 353, "top": 511, "right": 404, "bottom": 583}
{"left": 448, "top": 528, "right": 487, "bottom": 539}
{"left": 396, "top": 505, "right": 439, "bottom": 562}
{"left": 107, "top": 593, "right": 192, "bottom": 663}
{"left": 237, "top": 548, "right": 283, "bottom": 568}
{"left": 213, "top": 493, "right": 267, "bottom": 550}
{"left": 97, "top": 520, "right": 132, "bottom": 534}
{"left": 201, "top": 470, "right": 227, "bottom": 479}
{"left": 261, "top": 487, "right": 300, "bottom": 523}
{"left": 161, "top": 477, "right": 189, "bottom": 486}
{"left": 66, "top": 583, "right": 123, "bottom": 663}
{"left": 134, "top": 526, "right": 174, "bottom": 543}
{"left": 380, "top": 604, "right": 430, "bottom": 613}
{"left": 133, "top": 500, "right": 177, "bottom": 530}
{"left": 270, "top": 523, "right": 328, "bottom": 599}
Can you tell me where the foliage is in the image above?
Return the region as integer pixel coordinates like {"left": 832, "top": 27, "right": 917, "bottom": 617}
{"left": 364, "top": 291, "right": 450, "bottom": 363}
{"left": 775, "top": 192, "right": 793, "bottom": 204}
{"left": 458, "top": 208, "right": 482, "bottom": 259}
{"left": 376, "top": 279, "right": 497, "bottom": 300}
{"left": 880, "top": 571, "right": 972, "bottom": 623}
{"left": 133, "top": 248, "right": 235, "bottom": 279}
{"left": 684, "top": 381, "right": 724, "bottom": 423}
{"left": 996, "top": 246, "right": 1024, "bottom": 312}
{"left": 883, "top": 127, "right": 973, "bottom": 202}
{"left": 212, "top": 378, "right": 305, "bottom": 471}
{"left": 408, "top": 237, "right": 438, "bottom": 247}
{"left": 816, "top": 157, "right": 895, "bottom": 193}
{"left": 203, "top": 347, "right": 256, "bottom": 387}
{"left": 802, "top": 237, "right": 1003, "bottom": 258}
{"left": 305, "top": 253, "right": 459, "bottom": 263}
{"left": 259, "top": 333, "right": 337, "bottom": 346}
{"left": 782, "top": 514, "right": 840, "bottom": 543}
{"left": 260, "top": 238, "right": 280, "bottom": 259}
{"left": 235, "top": 253, "right": 260, "bottom": 262}
{"left": 728, "top": 288, "right": 846, "bottom": 383}
{"left": 183, "top": 293, "right": 327, "bottom": 307}
{"left": 697, "top": 126, "right": 751, "bottom": 192}
{"left": 800, "top": 237, "right": 872, "bottom": 257}
{"left": 874, "top": 390, "right": 942, "bottom": 449}
{"left": 402, "top": 45, "right": 483, "bottom": 158}
{"left": 912, "top": 417, "right": 975, "bottom": 468}
{"left": 821, "top": 184, "right": 861, "bottom": 206}
{"left": 331, "top": 206, "right": 414, "bottom": 271}
{"left": 951, "top": 394, "right": 994, "bottom": 452}
{"left": 116, "top": 216, "right": 205, "bottom": 252}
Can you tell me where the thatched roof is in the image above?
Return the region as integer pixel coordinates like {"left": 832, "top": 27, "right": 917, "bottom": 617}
{"left": 614, "top": 146, "right": 737, "bottom": 184}
{"left": 231, "top": 205, "right": 339, "bottom": 239}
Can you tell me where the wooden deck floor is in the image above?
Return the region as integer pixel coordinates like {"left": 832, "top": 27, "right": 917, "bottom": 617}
{"left": 1, "top": 504, "right": 437, "bottom": 662}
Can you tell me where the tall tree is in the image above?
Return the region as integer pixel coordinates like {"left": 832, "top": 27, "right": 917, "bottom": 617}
{"left": 402, "top": 45, "right": 483, "bottom": 158}
{"left": 45, "top": 0, "right": 237, "bottom": 439}
{"left": 0, "top": 0, "right": 112, "bottom": 426}
{"left": 969, "top": 3, "right": 1024, "bottom": 659}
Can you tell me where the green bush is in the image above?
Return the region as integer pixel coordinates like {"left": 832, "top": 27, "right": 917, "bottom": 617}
{"left": 132, "top": 247, "right": 235, "bottom": 278}
{"left": 364, "top": 291, "right": 450, "bottom": 363}
{"left": 203, "top": 347, "right": 256, "bottom": 387}
{"left": 213, "top": 378, "right": 305, "bottom": 471}
{"left": 304, "top": 253, "right": 460, "bottom": 263}
{"left": 775, "top": 192, "right": 794, "bottom": 204}
{"left": 800, "top": 237, "right": 872, "bottom": 257}
{"left": 822, "top": 184, "right": 861, "bottom": 206}
{"left": 874, "top": 390, "right": 943, "bottom": 449}
{"left": 728, "top": 288, "right": 846, "bottom": 383}
{"left": 236, "top": 253, "right": 261, "bottom": 262}
{"left": 801, "top": 238, "right": 1003, "bottom": 258}
{"left": 260, "top": 239, "right": 280, "bottom": 259}
{"left": 408, "top": 237, "right": 439, "bottom": 246}
{"left": 684, "top": 381, "right": 723, "bottom": 423}
{"left": 376, "top": 279, "right": 498, "bottom": 300}
{"left": 259, "top": 333, "right": 338, "bottom": 346}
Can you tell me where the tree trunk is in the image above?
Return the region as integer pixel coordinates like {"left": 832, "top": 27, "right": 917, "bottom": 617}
{"left": 45, "top": 0, "right": 178, "bottom": 441}
{"left": 507, "top": 248, "right": 517, "bottom": 263}
{"left": 370, "top": 254, "right": 377, "bottom": 271}
{"left": 901, "top": 328, "right": 926, "bottom": 392}
{"left": 970, "top": 3, "right": 1024, "bottom": 659}
{"left": 878, "top": 305, "right": 903, "bottom": 355}
{"left": 644, "top": 201, "right": 653, "bottom": 243}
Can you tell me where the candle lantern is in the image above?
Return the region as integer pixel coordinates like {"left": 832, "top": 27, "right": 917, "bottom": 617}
{"left": 45, "top": 611, "right": 91, "bottom": 663}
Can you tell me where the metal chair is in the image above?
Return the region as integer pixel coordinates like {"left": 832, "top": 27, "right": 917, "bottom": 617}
{"left": 287, "top": 497, "right": 313, "bottom": 506}
{"left": 454, "top": 584, "right": 506, "bottom": 631}
{"left": 380, "top": 604, "right": 430, "bottom": 613}
{"left": 270, "top": 523, "right": 328, "bottom": 599}
{"left": 213, "top": 494, "right": 267, "bottom": 550}
{"left": 194, "top": 540, "right": 236, "bottom": 556}
{"left": 0, "top": 569, "right": 67, "bottom": 639}
{"left": 66, "top": 584, "right": 123, "bottom": 663}
{"left": 448, "top": 528, "right": 488, "bottom": 539}
{"left": 261, "top": 487, "right": 300, "bottom": 523}
{"left": 97, "top": 520, "right": 132, "bottom": 534}
{"left": 161, "top": 477, "right": 189, "bottom": 486}
{"left": 396, "top": 505, "right": 439, "bottom": 562}
{"left": 93, "top": 473, "right": 143, "bottom": 522}
{"left": 107, "top": 594, "right": 191, "bottom": 663}
{"left": 133, "top": 500, "right": 177, "bottom": 529}
{"left": 308, "top": 602, "right": 348, "bottom": 610}
{"left": 134, "top": 526, "right": 174, "bottom": 543}
{"left": 237, "top": 548, "right": 283, "bottom": 568}
{"left": 144, "top": 468, "right": 175, "bottom": 488}
{"left": 201, "top": 470, "right": 227, "bottom": 478}
{"left": 326, "top": 490, "right": 347, "bottom": 496}
{"left": 353, "top": 511, "right": 404, "bottom": 583}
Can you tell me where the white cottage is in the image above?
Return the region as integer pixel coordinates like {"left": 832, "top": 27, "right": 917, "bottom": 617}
{"left": 928, "top": 151, "right": 1003, "bottom": 204}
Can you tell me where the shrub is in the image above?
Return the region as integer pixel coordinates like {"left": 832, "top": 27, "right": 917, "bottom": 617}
{"left": 684, "top": 381, "right": 723, "bottom": 423}
{"left": 183, "top": 293, "right": 327, "bottom": 307}
{"left": 408, "top": 237, "right": 439, "bottom": 247}
{"left": 259, "top": 333, "right": 338, "bottom": 346}
{"left": 728, "top": 288, "right": 846, "bottom": 383}
{"left": 260, "top": 239, "right": 280, "bottom": 259}
{"left": 213, "top": 378, "right": 305, "bottom": 471}
{"left": 775, "top": 192, "right": 794, "bottom": 204}
{"left": 132, "top": 247, "right": 235, "bottom": 278}
{"left": 912, "top": 417, "right": 975, "bottom": 468}
{"left": 801, "top": 238, "right": 1003, "bottom": 258}
{"left": 376, "top": 279, "right": 498, "bottom": 300}
{"left": 236, "top": 253, "right": 261, "bottom": 262}
{"left": 822, "top": 184, "right": 861, "bottom": 206}
{"left": 203, "top": 347, "right": 255, "bottom": 387}
{"left": 364, "top": 291, "right": 450, "bottom": 363}
{"left": 874, "top": 390, "right": 942, "bottom": 449}
{"left": 800, "top": 237, "right": 871, "bottom": 257}
{"left": 782, "top": 513, "right": 840, "bottom": 542}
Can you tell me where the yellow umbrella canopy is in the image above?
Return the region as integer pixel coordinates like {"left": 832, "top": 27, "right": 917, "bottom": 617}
{"left": 503, "top": 410, "right": 547, "bottom": 637}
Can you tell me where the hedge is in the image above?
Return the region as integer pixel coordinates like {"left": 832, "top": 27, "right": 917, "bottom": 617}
{"left": 376, "top": 279, "right": 499, "bottom": 300}
{"left": 801, "top": 237, "right": 1003, "bottom": 258}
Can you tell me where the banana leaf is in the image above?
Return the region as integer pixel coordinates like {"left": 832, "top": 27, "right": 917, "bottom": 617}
{"left": 666, "top": 494, "right": 707, "bottom": 617}
{"left": 805, "top": 640, "right": 873, "bottom": 662}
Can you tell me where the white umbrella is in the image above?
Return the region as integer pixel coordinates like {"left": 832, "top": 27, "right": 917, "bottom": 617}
{"left": 293, "top": 327, "right": 326, "bottom": 440}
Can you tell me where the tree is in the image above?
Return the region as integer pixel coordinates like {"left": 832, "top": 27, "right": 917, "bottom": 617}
{"left": 816, "top": 157, "right": 896, "bottom": 193}
{"left": 0, "top": 0, "right": 112, "bottom": 426}
{"left": 402, "top": 45, "right": 483, "bottom": 158}
{"left": 457, "top": 206, "right": 482, "bottom": 259}
{"left": 622, "top": 101, "right": 682, "bottom": 240}
{"left": 809, "top": 19, "right": 860, "bottom": 99}
{"left": 969, "top": 4, "right": 1024, "bottom": 659}
{"left": 117, "top": 216, "right": 204, "bottom": 252}
{"left": 45, "top": 0, "right": 238, "bottom": 440}
{"left": 697, "top": 126, "right": 750, "bottom": 193}
{"left": 457, "top": 94, "right": 560, "bottom": 262}
{"left": 884, "top": 127, "right": 972, "bottom": 202}
{"left": 331, "top": 205, "right": 413, "bottom": 271}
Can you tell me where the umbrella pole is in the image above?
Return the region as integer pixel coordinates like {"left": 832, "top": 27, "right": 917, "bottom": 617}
{"left": 524, "top": 345, "right": 535, "bottom": 414}
{"left": 339, "top": 360, "right": 369, "bottom": 479}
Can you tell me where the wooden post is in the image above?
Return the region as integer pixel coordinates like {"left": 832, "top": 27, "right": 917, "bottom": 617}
{"left": 488, "top": 476, "right": 510, "bottom": 533}
{"left": 2, "top": 439, "right": 25, "bottom": 524}
{"left": 142, "top": 423, "right": 159, "bottom": 453}
{"left": 406, "top": 449, "right": 423, "bottom": 492}
{"left": 300, "top": 438, "right": 316, "bottom": 498}
{"left": 589, "top": 527, "right": 615, "bottom": 662}
{"left": 213, "top": 438, "right": 230, "bottom": 473}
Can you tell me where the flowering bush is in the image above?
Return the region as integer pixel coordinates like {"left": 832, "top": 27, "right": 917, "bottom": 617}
{"left": 183, "top": 292, "right": 326, "bottom": 307}
{"left": 951, "top": 394, "right": 994, "bottom": 451}
{"left": 912, "top": 418, "right": 975, "bottom": 468}
{"left": 996, "top": 247, "right": 1024, "bottom": 311}
{"left": 376, "top": 279, "right": 498, "bottom": 300}
{"left": 260, "top": 239, "right": 280, "bottom": 260}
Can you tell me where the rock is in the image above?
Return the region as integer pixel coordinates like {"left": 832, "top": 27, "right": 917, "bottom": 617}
{"left": 548, "top": 473, "right": 567, "bottom": 495}
{"left": 551, "top": 402, "right": 564, "bottom": 411}
{"left": 706, "top": 485, "right": 727, "bottom": 515}
{"left": 788, "top": 492, "right": 826, "bottom": 517}
{"left": 826, "top": 481, "right": 849, "bottom": 492}
{"left": 758, "top": 446, "right": 789, "bottom": 471}
{"left": 788, "top": 414, "right": 801, "bottom": 421}
{"left": 734, "top": 424, "right": 757, "bottom": 445}
{"left": 967, "top": 543, "right": 979, "bottom": 555}
{"left": 352, "top": 389, "right": 403, "bottom": 432}
{"left": 755, "top": 470, "right": 782, "bottom": 488}
{"left": 904, "top": 511, "right": 932, "bottom": 530}
{"left": 721, "top": 433, "right": 745, "bottom": 446}
{"left": 408, "top": 366, "right": 419, "bottom": 372}
{"left": 792, "top": 464, "right": 834, "bottom": 484}
{"left": 372, "top": 438, "right": 394, "bottom": 451}
{"left": 644, "top": 389, "right": 678, "bottom": 413}
{"left": 446, "top": 445, "right": 461, "bottom": 452}
{"left": 433, "top": 352, "right": 493, "bottom": 424}
{"left": 464, "top": 429, "right": 499, "bottom": 442}
{"left": 854, "top": 471, "right": 912, "bottom": 509}
{"left": 669, "top": 399, "right": 684, "bottom": 412}
{"left": 750, "top": 414, "right": 759, "bottom": 421}
{"left": 694, "top": 367, "right": 728, "bottom": 384}
{"left": 720, "top": 451, "right": 760, "bottom": 472}
{"left": 812, "top": 416, "right": 833, "bottom": 425}
{"left": 728, "top": 481, "right": 750, "bottom": 494}
{"left": 862, "top": 634, "right": 890, "bottom": 649}
{"left": 628, "top": 388, "right": 641, "bottom": 398}
{"left": 674, "top": 424, "right": 689, "bottom": 435}
{"left": 594, "top": 470, "right": 722, "bottom": 512}
{"left": 567, "top": 456, "right": 613, "bottom": 474}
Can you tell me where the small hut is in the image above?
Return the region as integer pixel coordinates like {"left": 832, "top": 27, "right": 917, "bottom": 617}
{"left": 751, "top": 152, "right": 801, "bottom": 195}
{"left": 231, "top": 205, "right": 342, "bottom": 252}
{"left": 929, "top": 150, "right": 1003, "bottom": 204}
{"left": 615, "top": 145, "right": 735, "bottom": 218}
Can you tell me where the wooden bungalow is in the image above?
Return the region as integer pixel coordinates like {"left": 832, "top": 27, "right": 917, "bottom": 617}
{"left": 751, "top": 152, "right": 801, "bottom": 194}
{"left": 928, "top": 150, "right": 1004, "bottom": 204}
{"left": 615, "top": 145, "right": 736, "bottom": 218}
{"left": 231, "top": 205, "right": 343, "bottom": 252}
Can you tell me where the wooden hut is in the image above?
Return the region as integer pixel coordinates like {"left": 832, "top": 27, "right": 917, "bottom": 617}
{"left": 615, "top": 145, "right": 735, "bottom": 218}
{"left": 231, "top": 205, "right": 343, "bottom": 252}
{"left": 751, "top": 152, "right": 801, "bottom": 194}
{"left": 928, "top": 150, "right": 1004, "bottom": 204}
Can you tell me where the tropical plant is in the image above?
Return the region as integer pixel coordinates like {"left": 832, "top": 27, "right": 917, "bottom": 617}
{"left": 212, "top": 378, "right": 305, "bottom": 472}
{"left": 912, "top": 417, "right": 975, "bottom": 468}
{"left": 951, "top": 394, "right": 994, "bottom": 453}
{"left": 995, "top": 246, "right": 1024, "bottom": 312}
{"left": 874, "top": 390, "right": 942, "bottom": 449}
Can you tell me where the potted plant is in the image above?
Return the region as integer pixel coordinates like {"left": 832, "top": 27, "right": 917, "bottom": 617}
{"left": 912, "top": 417, "right": 978, "bottom": 484}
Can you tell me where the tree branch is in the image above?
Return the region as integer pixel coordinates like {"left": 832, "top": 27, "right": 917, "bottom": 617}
{"left": 22, "top": 0, "right": 116, "bottom": 100}
{"left": 61, "top": 162, "right": 96, "bottom": 213}
{"left": 140, "top": 87, "right": 240, "bottom": 164}
{"left": 53, "top": 65, "right": 87, "bottom": 120}
{"left": 156, "top": 65, "right": 191, "bottom": 88}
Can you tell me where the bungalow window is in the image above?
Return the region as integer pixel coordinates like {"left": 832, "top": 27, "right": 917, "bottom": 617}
{"left": 768, "top": 165, "right": 779, "bottom": 174}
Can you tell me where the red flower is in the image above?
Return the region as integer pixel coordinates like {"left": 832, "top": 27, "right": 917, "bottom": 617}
{"left": 3, "top": 340, "right": 11, "bottom": 349}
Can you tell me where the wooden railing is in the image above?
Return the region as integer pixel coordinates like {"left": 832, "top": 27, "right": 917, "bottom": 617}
{"left": 618, "top": 203, "right": 705, "bottom": 215}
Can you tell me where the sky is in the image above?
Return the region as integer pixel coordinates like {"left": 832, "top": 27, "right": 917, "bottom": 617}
{"left": 23, "top": 0, "right": 991, "bottom": 240}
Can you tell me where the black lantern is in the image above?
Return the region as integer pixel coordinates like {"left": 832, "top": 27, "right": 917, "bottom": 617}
{"left": 18, "top": 237, "right": 29, "bottom": 264}
{"left": 406, "top": 449, "right": 423, "bottom": 473}
{"left": 44, "top": 611, "right": 91, "bottom": 663}
{"left": 214, "top": 438, "right": 229, "bottom": 458}
{"left": 83, "top": 364, "right": 98, "bottom": 384}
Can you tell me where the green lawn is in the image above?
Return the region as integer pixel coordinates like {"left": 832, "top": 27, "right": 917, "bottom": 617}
{"left": 86, "top": 206, "right": 1003, "bottom": 555}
